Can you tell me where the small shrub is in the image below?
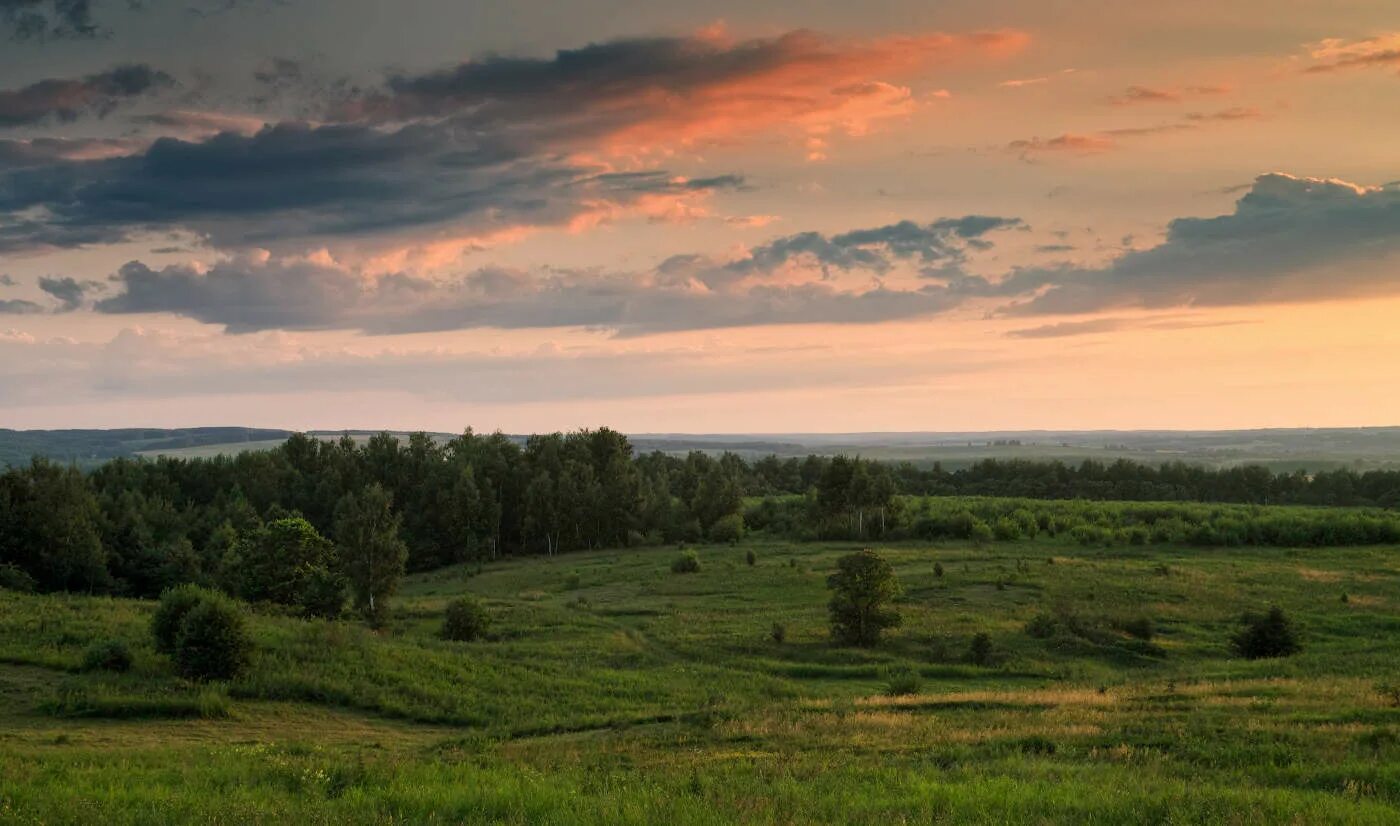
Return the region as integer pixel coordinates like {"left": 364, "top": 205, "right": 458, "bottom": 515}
{"left": 1024, "top": 613, "right": 1058, "bottom": 639}
{"left": 1232, "top": 606, "right": 1300, "bottom": 660}
{"left": 770, "top": 622, "right": 787, "bottom": 644}
{"left": 967, "top": 632, "right": 994, "bottom": 666}
{"left": 1120, "top": 616, "right": 1155, "bottom": 641}
{"left": 564, "top": 572, "right": 582, "bottom": 590}
{"left": 671, "top": 550, "right": 702, "bottom": 574}
{"left": 1016, "top": 735, "right": 1057, "bottom": 755}
{"left": 933, "top": 562, "right": 944, "bottom": 578}
{"left": 173, "top": 597, "right": 252, "bottom": 681}
{"left": 152, "top": 584, "right": 217, "bottom": 655}
{"left": 708, "top": 513, "right": 745, "bottom": 544}
{"left": 745, "top": 549, "right": 757, "bottom": 566}
{"left": 81, "top": 640, "right": 133, "bottom": 673}
{"left": 1340, "top": 592, "right": 1350, "bottom": 604}
{"left": 883, "top": 666, "right": 923, "bottom": 697}
{"left": 0, "top": 563, "right": 36, "bottom": 593}
{"left": 441, "top": 596, "right": 491, "bottom": 641}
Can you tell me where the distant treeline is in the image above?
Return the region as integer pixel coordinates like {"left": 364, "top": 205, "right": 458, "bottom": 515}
{"left": 5, "top": 429, "right": 1400, "bottom": 598}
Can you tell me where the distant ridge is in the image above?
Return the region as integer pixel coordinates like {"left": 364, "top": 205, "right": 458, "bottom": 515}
{"left": 7, "top": 426, "right": 1400, "bottom": 471}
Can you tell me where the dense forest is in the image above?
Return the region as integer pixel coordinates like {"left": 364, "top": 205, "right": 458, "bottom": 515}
{"left": 5, "top": 428, "right": 1400, "bottom": 605}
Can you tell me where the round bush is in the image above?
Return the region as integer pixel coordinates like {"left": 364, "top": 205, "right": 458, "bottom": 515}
{"left": 1232, "top": 606, "right": 1300, "bottom": 660}
{"left": 441, "top": 596, "right": 490, "bottom": 641}
{"left": 173, "top": 597, "right": 252, "bottom": 681}
{"left": 0, "top": 563, "right": 37, "bottom": 593}
{"left": 152, "top": 584, "right": 218, "bottom": 655}
{"left": 671, "top": 550, "right": 702, "bottom": 574}
{"left": 81, "top": 639, "right": 133, "bottom": 673}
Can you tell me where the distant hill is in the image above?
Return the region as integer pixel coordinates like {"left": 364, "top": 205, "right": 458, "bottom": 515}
{"left": 0, "top": 427, "right": 291, "bottom": 469}
{"left": 7, "top": 425, "right": 1400, "bottom": 471}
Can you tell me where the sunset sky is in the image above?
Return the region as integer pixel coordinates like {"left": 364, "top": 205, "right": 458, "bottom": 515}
{"left": 2, "top": 0, "right": 1398, "bottom": 432}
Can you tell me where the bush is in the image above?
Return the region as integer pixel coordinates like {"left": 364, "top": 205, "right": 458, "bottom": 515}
{"left": 883, "top": 666, "right": 923, "bottom": 697}
{"left": 745, "top": 549, "right": 757, "bottom": 566}
{"left": 671, "top": 550, "right": 702, "bottom": 574}
{"left": 770, "top": 622, "right": 787, "bottom": 644}
{"left": 1119, "top": 616, "right": 1155, "bottom": 641}
{"left": 1232, "top": 606, "right": 1300, "bottom": 659}
{"left": 81, "top": 640, "right": 133, "bottom": 673}
{"left": 933, "top": 562, "right": 944, "bottom": 578}
{"left": 0, "top": 563, "right": 36, "bottom": 593}
{"left": 708, "top": 513, "right": 745, "bottom": 544}
{"left": 564, "top": 572, "right": 582, "bottom": 590}
{"left": 441, "top": 596, "right": 490, "bottom": 641}
{"left": 967, "top": 632, "right": 994, "bottom": 666}
{"left": 300, "top": 567, "right": 348, "bottom": 619}
{"left": 1024, "top": 613, "right": 1059, "bottom": 639}
{"left": 173, "top": 597, "right": 252, "bottom": 681}
{"left": 152, "top": 584, "right": 218, "bottom": 655}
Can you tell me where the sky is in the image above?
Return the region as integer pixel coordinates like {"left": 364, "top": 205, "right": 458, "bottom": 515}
{"left": 1, "top": 0, "right": 1399, "bottom": 433}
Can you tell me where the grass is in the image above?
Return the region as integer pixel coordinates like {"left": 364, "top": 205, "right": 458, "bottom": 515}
{"left": 1, "top": 536, "right": 1398, "bottom": 823}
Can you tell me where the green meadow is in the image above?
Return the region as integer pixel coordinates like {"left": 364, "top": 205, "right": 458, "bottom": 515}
{"left": 2, "top": 535, "right": 1398, "bottom": 824}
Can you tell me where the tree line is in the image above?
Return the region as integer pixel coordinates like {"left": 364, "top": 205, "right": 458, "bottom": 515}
{"left": 6, "top": 429, "right": 1400, "bottom": 601}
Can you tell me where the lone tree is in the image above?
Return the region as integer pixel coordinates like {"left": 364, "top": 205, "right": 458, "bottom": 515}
{"left": 827, "top": 549, "right": 902, "bottom": 647}
{"left": 334, "top": 484, "right": 409, "bottom": 621}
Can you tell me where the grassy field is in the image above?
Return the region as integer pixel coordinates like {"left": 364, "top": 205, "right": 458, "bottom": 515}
{"left": 2, "top": 537, "right": 1398, "bottom": 823}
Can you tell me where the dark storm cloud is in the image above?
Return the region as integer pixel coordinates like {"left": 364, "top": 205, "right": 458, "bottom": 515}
{"left": 0, "top": 120, "right": 743, "bottom": 252}
{"left": 0, "top": 64, "right": 174, "bottom": 128}
{"left": 93, "top": 212, "right": 1020, "bottom": 335}
{"left": 1001, "top": 173, "right": 1400, "bottom": 315}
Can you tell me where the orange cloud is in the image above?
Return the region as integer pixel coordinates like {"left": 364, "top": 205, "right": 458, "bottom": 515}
{"left": 345, "top": 28, "right": 1029, "bottom": 160}
{"left": 1304, "top": 33, "right": 1400, "bottom": 74}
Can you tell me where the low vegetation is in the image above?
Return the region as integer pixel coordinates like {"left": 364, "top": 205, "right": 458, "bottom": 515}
{"left": 0, "top": 535, "right": 1397, "bottom": 822}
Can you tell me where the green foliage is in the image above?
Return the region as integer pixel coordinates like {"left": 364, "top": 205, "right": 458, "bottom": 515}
{"left": 826, "top": 549, "right": 901, "bottom": 647}
{"left": 80, "top": 640, "right": 133, "bottom": 673}
{"left": 1232, "top": 606, "right": 1301, "bottom": 660}
{"left": 0, "top": 562, "right": 37, "bottom": 592}
{"left": 882, "top": 666, "right": 923, "bottom": 696}
{"left": 745, "top": 549, "right": 757, "bottom": 566}
{"left": 334, "top": 484, "right": 409, "bottom": 620}
{"left": 1119, "top": 616, "right": 1155, "bottom": 641}
{"left": 237, "top": 517, "right": 343, "bottom": 617}
{"left": 151, "top": 584, "right": 218, "bottom": 655}
{"left": 967, "top": 632, "right": 994, "bottom": 666}
{"left": 708, "top": 513, "right": 745, "bottom": 544}
{"left": 173, "top": 596, "right": 252, "bottom": 681}
{"left": 769, "top": 622, "right": 786, "bottom": 644}
{"left": 441, "top": 596, "right": 490, "bottom": 642}
{"left": 671, "top": 550, "right": 702, "bottom": 574}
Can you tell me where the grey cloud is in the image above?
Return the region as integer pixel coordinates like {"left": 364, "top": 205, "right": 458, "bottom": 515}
{"left": 0, "top": 64, "right": 174, "bottom": 127}
{"left": 0, "top": 0, "right": 97, "bottom": 40}
{"left": 93, "top": 213, "right": 1020, "bottom": 335}
{"left": 0, "top": 298, "right": 44, "bottom": 313}
{"left": 1003, "top": 173, "right": 1400, "bottom": 315}
{"left": 0, "top": 119, "right": 743, "bottom": 252}
{"left": 37, "top": 274, "right": 99, "bottom": 309}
